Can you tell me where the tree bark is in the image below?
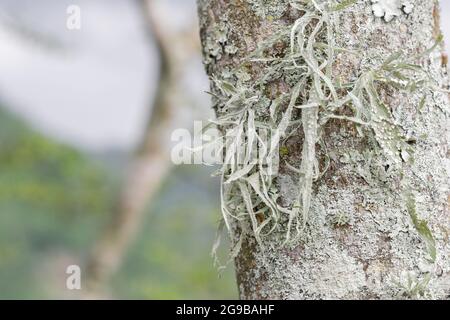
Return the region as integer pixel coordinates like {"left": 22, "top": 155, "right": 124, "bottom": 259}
{"left": 197, "top": 0, "right": 449, "bottom": 299}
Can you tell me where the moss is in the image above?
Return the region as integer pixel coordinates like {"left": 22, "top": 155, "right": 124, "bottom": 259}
{"left": 280, "top": 146, "right": 290, "bottom": 156}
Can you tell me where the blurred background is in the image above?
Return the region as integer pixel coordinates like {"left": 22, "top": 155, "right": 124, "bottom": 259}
{"left": 0, "top": 0, "right": 448, "bottom": 299}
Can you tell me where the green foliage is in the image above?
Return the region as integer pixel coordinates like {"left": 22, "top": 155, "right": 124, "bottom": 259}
{"left": 0, "top": 107, "right": 236, "bottom": 299}
{"left": 0, "top": 108, "right": 109, "bottom": 215}
{"left": 113, "top": 171, "right": 236, "bottom": 299}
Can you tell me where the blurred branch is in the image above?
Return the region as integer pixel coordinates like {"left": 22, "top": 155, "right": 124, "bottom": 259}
{"left": 0, "top": 11, "right": 65, "bottom": 51}
{"left": 82, "top": 0, "right": 200, "bottom": 298}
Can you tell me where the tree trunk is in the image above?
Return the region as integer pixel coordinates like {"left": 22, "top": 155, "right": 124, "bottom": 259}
{"left": 197, "top": 0, "right": 449, "bottom": 299}
{"left": 83, "top": 0, "right": 201, "bottom": 297}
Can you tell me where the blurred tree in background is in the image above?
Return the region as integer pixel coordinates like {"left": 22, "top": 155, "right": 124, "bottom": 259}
{"left": 0, "top": 103, "right": 236, "bottom": 299}
{"left": 0, "top": 0, "right": 236, "bottom": 299}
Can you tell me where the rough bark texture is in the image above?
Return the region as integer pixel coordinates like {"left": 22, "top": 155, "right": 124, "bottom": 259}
{"left": 197, "top": 0, "right": 449, "bottom": 299}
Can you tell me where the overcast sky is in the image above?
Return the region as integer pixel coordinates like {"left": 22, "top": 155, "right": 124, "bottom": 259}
{"left": 0, "top": 0, "right": 157, "bottom": 151}
{"left": 0, "top": 1, "right": 448, "bottom": 152}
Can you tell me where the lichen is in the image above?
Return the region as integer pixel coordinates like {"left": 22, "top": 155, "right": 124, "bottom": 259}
{"left": 211, "top": 0, "right": 441, "bottom": 252}
{"left": 396, "top": 271, "right": 432, "bottom": 299}
{"left": 203, "top": 15, "right": 239, "bottom": 64}
{"left": 246, "top": 0, "right": 289, "bottom": 19}
{"left": 405, "top": 191, "right": 436, "bottom": 263}
{"left": 371, "top": 0, "right": 414, "bottom": 22}
{"left": 199, "top": 0, "right": 449, "bottom": 299}
{"left": 332, "top": 211, "right": 352, "bottom": 227}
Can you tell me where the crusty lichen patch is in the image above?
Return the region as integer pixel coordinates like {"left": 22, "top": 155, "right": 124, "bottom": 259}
{"left": 247, "top": 0, "right": 289, "bottom": 19}
{"left": 198, "top": 0, "right": 450, "bottom": 299}
{"left": 209, "top": 0, "right": 442, "bottom": 249}
{"left": 371, "top": 0, "right": 414, "bottom": 22}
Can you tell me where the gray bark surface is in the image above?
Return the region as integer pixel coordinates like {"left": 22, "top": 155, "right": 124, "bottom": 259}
{"left": 197, "top": 0, "right": 449, "bottom": 299}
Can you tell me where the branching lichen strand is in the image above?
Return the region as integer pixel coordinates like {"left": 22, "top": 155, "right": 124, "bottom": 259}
{"left": 211, "top": 1, "right": 441, "bottom": 256}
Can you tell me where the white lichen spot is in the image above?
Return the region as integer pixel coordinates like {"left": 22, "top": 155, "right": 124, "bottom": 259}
{"left": 371, "top": 0, "right": 414, "bottom": 22}
{"left": 402, "top": 1, "right": 414, "bottom": 14}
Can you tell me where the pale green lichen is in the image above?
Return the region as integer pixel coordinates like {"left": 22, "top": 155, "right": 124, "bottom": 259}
{"left": 246, "top": 0, "right": 289, "bottom": 19}
{"left": 200, "top": 0, "right": 450, "bottom": 299}
{"left": 201, "top": 0, "right": 449, "bottom": 298}
{"left": 396, "top": 271, "right": 432, "bottom": 299}
{"left": 203, "top": 15, "right": 239, "bottom": 64}
{"left": 212, "top": 0, "right": 441, "bottom": 253}
{"left": 405, "top": 191, "right": 436, "bottom": 263}
{"left": 371, "top": 0, "right": 414, "bottom": 23}
{"left": 332, "top": 211, "right": 352, "bottom": 227}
